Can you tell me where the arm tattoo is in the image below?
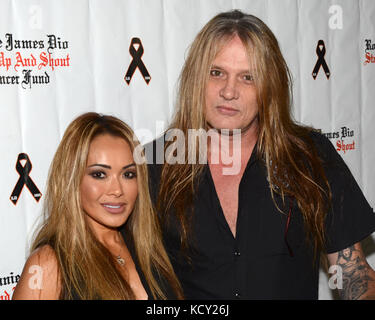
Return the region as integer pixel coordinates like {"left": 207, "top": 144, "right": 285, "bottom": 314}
{"left": 336, "top": 245, "right": 374, "bottom": 300}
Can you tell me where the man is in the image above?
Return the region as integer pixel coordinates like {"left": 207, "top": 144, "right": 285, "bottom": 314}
{"left": 145, "top": 10, "right": 375, "bottom": 299}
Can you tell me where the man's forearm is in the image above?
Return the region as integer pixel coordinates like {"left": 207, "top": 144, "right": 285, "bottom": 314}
{"left": 335, "top": 244, "right": 375, "bottom": 300}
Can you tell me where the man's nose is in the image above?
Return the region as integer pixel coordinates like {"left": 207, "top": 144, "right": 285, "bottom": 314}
{"left": 219, "top": 76, "right": 239, "bottom": 100}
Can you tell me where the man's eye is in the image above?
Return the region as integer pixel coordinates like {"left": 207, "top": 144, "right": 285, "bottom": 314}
{"left": 243, "top": 74, "right": 254, "bottom": 81}
{"left": 124, "top": 171, "right": 137, "bottom": 179}
{"left": 210, "top": 70, "right": 222, "bottom": 77}
{"left": 90, "top": 171, "right": 106, "bottom": 179}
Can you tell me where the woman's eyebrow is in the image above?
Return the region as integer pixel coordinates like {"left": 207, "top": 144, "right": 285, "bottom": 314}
{"left": 87, "top": 163, "right": 136, "bottom": 170}
{"left": 123, "top": 163, "right": 135, "bottom": 170}
{"left": 87, "top": 164, "right": 111, "bottom": 169}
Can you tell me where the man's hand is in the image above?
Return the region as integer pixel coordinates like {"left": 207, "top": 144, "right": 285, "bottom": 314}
{"left": 327, "top": 242, "right": 375, "bottom": 299}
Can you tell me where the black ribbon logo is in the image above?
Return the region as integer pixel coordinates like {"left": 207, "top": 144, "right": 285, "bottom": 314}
{"left": 10, "top": 153, "right": 42, "bottom": 205}
{"left": 124, "top": 37, "right": 151, "bottom": 85}
{"left": 312, "top": 40, "right": 330, "bottom": 79}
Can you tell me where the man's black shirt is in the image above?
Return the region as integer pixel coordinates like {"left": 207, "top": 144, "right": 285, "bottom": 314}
{"left": 146, "top": 132, "right": 375, "bottom": 299}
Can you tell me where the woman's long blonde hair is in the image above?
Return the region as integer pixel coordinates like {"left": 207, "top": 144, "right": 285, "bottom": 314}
{"left": 158, "top": 10, "right": 331, "bottom": 256}
{"left": 32, "top": 112, "right": 183, "bottom": 299}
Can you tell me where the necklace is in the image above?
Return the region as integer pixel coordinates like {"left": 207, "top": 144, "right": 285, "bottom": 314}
{"left": 115, "top": 231, "right": 126, "bottom": 266}
{"left": 116, "top": 255, "right": 125, "bottom": 266}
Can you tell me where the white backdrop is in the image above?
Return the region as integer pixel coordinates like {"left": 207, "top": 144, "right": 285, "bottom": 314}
{"left": 0, "top": 0, "right": 374, "bottom": 300}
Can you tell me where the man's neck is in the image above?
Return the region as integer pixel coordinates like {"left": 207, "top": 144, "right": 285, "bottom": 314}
{"left": 207, "top": 122, "right": 258, "bottom": 175}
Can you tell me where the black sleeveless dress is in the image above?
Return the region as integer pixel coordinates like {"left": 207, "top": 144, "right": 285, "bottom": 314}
{"left": 66, "top": 229, "right": 177, "bottom": 300}
{"left": 119, "top": 227, "right": 177, "bottom": 300}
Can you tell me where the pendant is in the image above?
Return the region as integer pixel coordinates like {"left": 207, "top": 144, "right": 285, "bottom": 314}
{"left": 116, "top": 255, "right": 125, "bottom": 266}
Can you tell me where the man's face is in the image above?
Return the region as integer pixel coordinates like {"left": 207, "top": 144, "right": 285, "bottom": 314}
{"left": 205, "top": 35, "right": 258, "bottom": 132}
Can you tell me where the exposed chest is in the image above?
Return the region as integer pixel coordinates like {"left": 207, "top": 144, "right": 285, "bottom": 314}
{"left": 209, "top": 164, "right": 246, "bottom": 237}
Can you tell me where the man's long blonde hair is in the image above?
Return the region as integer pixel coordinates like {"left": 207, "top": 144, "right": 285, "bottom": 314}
{"left": 32, "top": 112, "right": 183, "bottom": 299}
{"left": 158, "top": 10, "right": 331, "bottom": 256}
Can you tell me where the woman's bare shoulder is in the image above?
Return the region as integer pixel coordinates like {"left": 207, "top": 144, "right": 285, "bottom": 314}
{"left": 12, "top": 244, "right": 61, "bottom": 300}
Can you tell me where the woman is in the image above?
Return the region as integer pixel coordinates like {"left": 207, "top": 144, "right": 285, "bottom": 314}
{"left": 13, "top": 112, "right": 183, "bottom": 300}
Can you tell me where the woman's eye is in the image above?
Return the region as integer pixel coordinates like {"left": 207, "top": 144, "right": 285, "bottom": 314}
{"left": 90, "top": 171, "right": 106, "bottom": 179}
{"left": 124, "top": 171, "right": 137, "bottom": 179}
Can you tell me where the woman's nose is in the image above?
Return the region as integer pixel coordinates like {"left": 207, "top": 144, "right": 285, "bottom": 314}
{"left": 107, "top": 177, "right": 123, "bottom": 197}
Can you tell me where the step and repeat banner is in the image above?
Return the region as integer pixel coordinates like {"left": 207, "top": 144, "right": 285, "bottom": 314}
{"left": 0, "top": 0, "right": 374, "bottom": 300}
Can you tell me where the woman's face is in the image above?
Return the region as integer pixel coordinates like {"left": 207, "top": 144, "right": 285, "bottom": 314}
{"left": 80, "top": 134, "right": 138, "bottom": 232}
